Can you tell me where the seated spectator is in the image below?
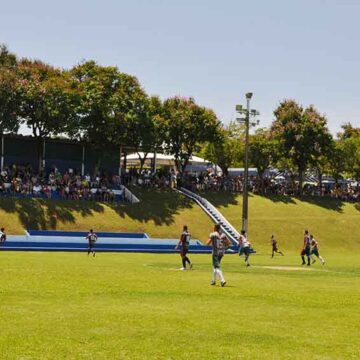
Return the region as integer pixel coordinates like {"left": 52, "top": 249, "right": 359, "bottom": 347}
{"left": 33, "top": 183, "right": 42, "bottom": 197}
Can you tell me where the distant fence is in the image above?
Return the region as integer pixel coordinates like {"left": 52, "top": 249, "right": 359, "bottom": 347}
{"left": 1, "top": 135, "right": 121, "bottom": 175}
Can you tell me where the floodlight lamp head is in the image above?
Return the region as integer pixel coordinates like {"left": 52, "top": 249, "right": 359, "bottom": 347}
{"left": 245, "top": 92, "right": 253, "bottom": 100}
{"left": 235, "top": 104, "right": 243, "bottom": 112}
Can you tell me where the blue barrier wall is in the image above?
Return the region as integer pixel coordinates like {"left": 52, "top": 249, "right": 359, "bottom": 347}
{"left": 27, "top": 230, "right": 149, "bottom": 239}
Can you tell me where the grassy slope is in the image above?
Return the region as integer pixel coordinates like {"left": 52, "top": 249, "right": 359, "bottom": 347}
{"left": 0, "top": 190, "right": 359, "bottom": 253}
{"left": 0, "top": 252, "right": 359, "bottom": 360}
{"left": 0, "top": 189, "right": 212, "bottom": 241}
{"left": 201, "top": 192, "right": 360, "bottom": 253}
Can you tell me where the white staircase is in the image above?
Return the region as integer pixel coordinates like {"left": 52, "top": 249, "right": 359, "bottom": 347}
{"left": 177, "top": 187, "right": 240, "bottom": 245}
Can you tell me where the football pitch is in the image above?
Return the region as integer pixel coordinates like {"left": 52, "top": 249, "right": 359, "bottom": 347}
{"left": 1, "top": 251, "right": 359, "bottom": 360}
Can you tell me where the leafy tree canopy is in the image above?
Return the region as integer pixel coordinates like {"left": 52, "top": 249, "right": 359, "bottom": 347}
{"left": 271, "top": 99, "right": 332, "bottom": 192}
{"left": 162, "top": 96, "right": 220, "bottom": 174}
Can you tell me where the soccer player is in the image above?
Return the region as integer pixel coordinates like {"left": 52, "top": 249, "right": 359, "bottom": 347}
{"left": 301, "top": 230, "right": 311, "bottom": 266}
{"left": 0, "top": 227, "right": 6, "bottom": 244}
{"left": 175, "top": 225, "right": 192, "bottom": 270}
{"left": 270, "top": 234, "right": 284, "bottom": 258}
{"left": 310, "top": 235, "right": 325, "bottom": 265}
{"left": 206, "top": 224, "right": 231, "bottom": 287}
{"left": 86, "top": 229, "right": 98, "bottom": 257}
{"left": 238, "top": 230, "right": 251, "bottom": 267}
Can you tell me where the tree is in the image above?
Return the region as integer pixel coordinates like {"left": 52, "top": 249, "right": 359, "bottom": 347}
{"left": 336, "top": 123, "right": 360, "bottom": 182}
{"left": 327, "top": 140, "right": 346, "bottom": 184}
{"left": 125, "top": 95, "right": 164, "bottom": 172}
{"left": 201, "top": 121, "right": 243, "bottom": 176}
{"left": 70, "top": 61, "right": 148, "bottom": 170}
{"left": 248, "top": 128, "right": 279, "bottom": 193}
{"left": 0, "top": 45, "right": 20, "bottom": 136}
{"left": 271, "top": 100, "right": 332, "bottom": 194}
{"left": 16, "top": 59, "right": 78, "bottom": 171}
{"left": 162, "top": 96, "right": 220, "bottom": 175}
{"left": 0, "top": 44, "right": 17, "bottom": 68}
{"left": 337, "top": 122, "right": 360, "bottom": 140}
{"left": 342, "top": 136, "right": 360, "bottom": 182}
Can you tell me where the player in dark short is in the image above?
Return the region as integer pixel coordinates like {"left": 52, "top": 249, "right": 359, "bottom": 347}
{"left": 238, "top": 230, "right": 251, "bottom": 267}
{"left": 301, "top": 230, "right": 311, "bottom": 266}
{"left": 310, "top": 234, "right": 325, "bottom": 265}
{"left": 0, "top": 227, "right": 6, "bottom": 244}
{"left": 270, "top": 234, "right": 284, "bottom": 258}
{"left": 86, "top": 229, "right": 98, "bottom": 257}
{"left": 175, "top": 225, "right": 192, "bottom": 270}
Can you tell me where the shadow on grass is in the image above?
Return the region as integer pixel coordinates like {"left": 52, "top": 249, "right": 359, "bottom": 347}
{"left": 354, "top": 202, "right": 360, "bottom": 212}
{"left": 257, "top": 194, "right": 345, "bottom": 212}
{"left": 108, "top": 187, "right": 193, "bottom": 226}
{"left": 0, "top": 197, "right": 105, "bottom": 230}
{"left": 0, "top": 189, "right": 196, "bottom": 230}
{"left": 196, "top": 190, "right": 239, "bottom": 208}
{"left": 259, "top": 194, "right": 297, "bottom": 205}
{"left": 192, "top": 190, "right": 347, "bottom": 213}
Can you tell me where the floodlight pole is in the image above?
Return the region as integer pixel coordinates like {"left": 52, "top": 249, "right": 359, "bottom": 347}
{"left": 242, "top": 93, "right": 252, "bottom": 234}
{"left": 236, "top": 93, "right": 259, "bottom": 237}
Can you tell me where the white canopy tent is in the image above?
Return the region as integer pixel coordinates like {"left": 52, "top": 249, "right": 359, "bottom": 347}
{"left": 121, "top": 152, "right": 215, "bottom": 172}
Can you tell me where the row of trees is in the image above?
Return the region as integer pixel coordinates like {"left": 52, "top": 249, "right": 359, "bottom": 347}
{"left": 202, "top": 101, "right": 360, "bottom": 193}
{"left": 0, "top": 45, "right": 220, "bottom": 173}
{"left": 1, "top": 44, "right": 359, "bottom": 189}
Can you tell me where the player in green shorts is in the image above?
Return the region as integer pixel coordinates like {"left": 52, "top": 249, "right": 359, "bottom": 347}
{"left": 310, "top": 235, "right": 325, "bottom": 265}
{"left": 206, "top": 224, "right": 231, "bottom": 287}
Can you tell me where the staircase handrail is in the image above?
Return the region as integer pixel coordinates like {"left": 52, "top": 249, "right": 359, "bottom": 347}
{"left": 178, "top": 187, "right": 239, "bottom": 245}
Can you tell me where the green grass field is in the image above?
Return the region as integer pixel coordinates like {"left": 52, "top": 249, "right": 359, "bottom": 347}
{"left": 1, "top": 251, "right": 359, "bottom": 360}
{"left": 1, "top": 190, "right": 359, "bottom": 359}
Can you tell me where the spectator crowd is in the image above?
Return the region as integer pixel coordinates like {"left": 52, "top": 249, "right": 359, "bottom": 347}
{"left": 1, "top": 164, "right": 359, "bottom": 203}
{"left": 124, "top": 167, "right": 360, "bottom": 202}
{"left": 0, "top": 164, "right": 123, "bottom": 202}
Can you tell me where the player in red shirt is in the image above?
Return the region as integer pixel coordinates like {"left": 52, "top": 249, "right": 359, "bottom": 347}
{"left": 175, "top": 225, "right": 192, "bottom": 270}
{"left": 86, "top": 229, "right": 98, "bottom": 257}
{"left": 301, "top": 230, "right": 311, "bottom": 266}
{"left": 270, "top": 234, "right": 284, "bottom": 258}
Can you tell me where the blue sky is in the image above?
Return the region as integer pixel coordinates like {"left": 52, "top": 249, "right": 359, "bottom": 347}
{"left": 1, "top": 0, "right": 359, "bottom": 134}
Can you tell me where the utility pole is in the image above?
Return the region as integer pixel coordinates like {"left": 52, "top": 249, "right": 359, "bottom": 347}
{"left": 236, "top": 93, "right": 260, "bottom": 235}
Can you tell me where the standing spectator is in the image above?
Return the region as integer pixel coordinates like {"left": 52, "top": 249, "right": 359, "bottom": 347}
{"left": 0, "top": 227, "right": 7, "bottom": 244}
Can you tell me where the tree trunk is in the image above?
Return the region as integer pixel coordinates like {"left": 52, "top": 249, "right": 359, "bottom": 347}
{"left": 94, "top": 156, "right": 101, "bottom": 177}
{"left": 37, "top": 137, "right": 43, "bottom": 174}
{"left": 299, "top": 169, "right": 304, "bottom": 196}
{"left": 318, "top": 169, "right": 323, "bottom": 195}
{"left": 137, "top": 152, "right": 148, "bottom": 173}
{"left": 258, "top": 171, "right": 264, "bottom": 194}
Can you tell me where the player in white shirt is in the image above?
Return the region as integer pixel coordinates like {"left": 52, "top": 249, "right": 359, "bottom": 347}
{"left": 0, "top": 227, "right": 6, "bottom": 244}
{"left": 310, "top": 235, "right": 325, "bottom": 265}
{"left": 206, "top": 224, "right": 231, "bottom": 287}
{"left": 238, "top": 230, "right": 251, "bottom": 267}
